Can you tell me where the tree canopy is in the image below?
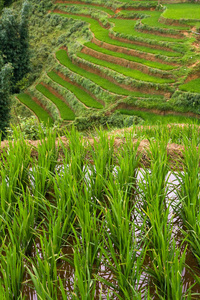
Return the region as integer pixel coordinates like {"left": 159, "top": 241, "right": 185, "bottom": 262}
{"left": 0, "top": 0, "right": 30, "bottom": 136}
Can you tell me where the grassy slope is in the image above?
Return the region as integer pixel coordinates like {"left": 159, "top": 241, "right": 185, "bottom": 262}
{"left": 119, "top": 108, "right": 199, "bottom": 124}
{"left": 56, "top": 49, "right": 163, "bottom": 98}
{"left": 85, "top": 42, "right": 176, "bottom": 71}
{"left": 15, "top": 1, "right": 200, "bottom": 125}
{"left": 110, "top": 18, "right": 185, "bottom": 43}
{"left": 163, "top": 3, "right": 200, "bottom": 20}
{"left": 77, "top": 52, "right": 174, "bottom": 83}
{"left": 17, "top": 93, "right": 53, "bottom": 124}
{"left": 48, "top": 70, "right": 103, "bottom": 109}
{"left": 36, "top": 84, "right": 76, "bottom": 120}
{"left": 53, "top": 12, "right": 181, "bottom": 57}
{"left": 179, "top": 78, "right": 200, "bottom": 93}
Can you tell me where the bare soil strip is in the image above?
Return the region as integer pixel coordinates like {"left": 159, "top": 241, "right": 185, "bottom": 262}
{"left": 113, "top": 102, "right": 200, "bottom": 118}
{"left": 40, "top": 82, "right": 76, "bottom": 112}
{"left": 71, "top": 55, "right": 171, "bottom": 96}
{"left": 137, "top": 26, "right": 184, "bottom": 39}
{"left": 81, "top": 45, "right": 174, "bottom": 79}
{"left": 109, "top": 32, "right": 177, "bottom": 53}
{"left": 27, "top": 92, "right": 54, "bottom": 119}
{"left": 54, "top": 70, "right": 106, "bottom": 107}
{"left": 0, "top": 131, "right": 186, "bottom": 170}
{"left": 92, "top": 37, "right": 180, "bottom": 66}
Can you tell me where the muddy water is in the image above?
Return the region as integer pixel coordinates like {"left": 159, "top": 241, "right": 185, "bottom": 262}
{"left": 21, "top": 171, "right": 200, "bottom": 299}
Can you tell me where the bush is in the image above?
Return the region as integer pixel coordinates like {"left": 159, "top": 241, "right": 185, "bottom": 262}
{"left": 73, "top": 111, "right": 143, "bottom": 131}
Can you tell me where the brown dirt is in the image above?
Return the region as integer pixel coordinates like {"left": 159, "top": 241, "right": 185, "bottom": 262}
{"left": 81, "top": 46, "right": 173, "bottom": 79}
{"left": 40, "top": 82, "right": 76, "bottom": 113}
{"left": 188, "top": 60, "right": 200, "bottom": 69}
{"left": 54, "top": 70, "right": 105, "bottom": 107}
{"left": 71, "top": 55, "right": 169, "bottom": 96}
{"left": 108, "top": 32, "right": 175, "bottom": 53}
{"left": 113, "top": 102, "right": 200, "bottom": 118}
{"left": 185, "top": 71, "right": 200, "bottom": 83}
{"left": 0, "top": 128, "right": 187, "bottom": 169}
{"left": 53, "top": 9, "right": 111, "bottom": 29}
{"left": 137, "top": 26, "right": 184, "bottom": 39}
{"left": 55, "top": 0, "right": 115, "bottom": 11}
{"left": 193, "top": 42, "right": 200, "bottom": 49}
{"left": 159, "top": 16, "right": 190, "bottom": 28}
{"left": 27, "top": 93, "right": 54, "bottom": 119}
{"left": 120, "top": 7, "right": 156, "bottom": 12}
{"left": 92, "top": 37, "right": 179, "bottom": 67}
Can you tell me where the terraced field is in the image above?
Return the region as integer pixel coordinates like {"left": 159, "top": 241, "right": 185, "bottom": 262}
{"left": 16, "top": 0, "right": 200, "bottom": 123}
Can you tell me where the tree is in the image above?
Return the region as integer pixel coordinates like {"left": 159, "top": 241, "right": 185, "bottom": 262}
{"left": 0, "top": 56, "right": 13, "bottom": 136}
{"left": 0, "top": 1, "right": 30, "bottom": 136}
{"left": 0, "top": 1, "right": 30, "bottom": 91}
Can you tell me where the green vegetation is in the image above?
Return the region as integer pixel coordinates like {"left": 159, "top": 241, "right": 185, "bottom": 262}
{"left": 118, "top": 108, "right": 199, "bottom": 124}
{"left": 179, "top": 78, "right": 200, "bottom": 94}
{"left": 77, "top": 52, "right": 174, "bottom": 83}
{"left": 0, "top": 1, "right": 30, "bottom": 90}
{"left": 141, "top": 10, "right": 190, "bottom": 30}
{"left": 5, "top": 0, "right": 200, "bottom": 130}
{"left": 85, "top": 42, "right": 176, "bottom": 70}
{"left": 163, "top": 3, "right": 200, "bottom": 20}
{"left": 1, "top": 125, "right": 200, "bottom": 298}
{"left": 36, "top": 84, "right": 76, "bottom": 120}
{"left": 58, "top": 3, "right": 115, "bottom": 15}
{"left": 0, "top": 59, "right": 13, "bottom": 136}
{"left": 54, "top": 12, "right": 182, "bottom": 57}
{"left": 17, "top": 93, "right": 53, "bottom": 124}
{"left": 110, "top": 18, "right": 184, "bottom": 43}
{"left": 48, "top": 70, "right": 103, "bottom": 109}
{"left": 56, "top": 49, "right": 155, "bottom": 98}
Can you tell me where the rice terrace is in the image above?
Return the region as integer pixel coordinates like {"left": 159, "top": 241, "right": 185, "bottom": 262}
{"left": 1, "top": 0, "right": 200, "bottom": 299}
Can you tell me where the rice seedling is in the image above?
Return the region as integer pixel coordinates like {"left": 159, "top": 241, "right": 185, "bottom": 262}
{"left": 88, "top": 129, "right": 115, "bottom": 202}
{"left": 174, "top": 128, "right": 200, "bottom": 265}
{"left": 6, "top": 190, "right": 36, "bottom": 255}
{"left": 100, "top": 179, "right": 147, "bottom": 299}
{"left": 73, "top": 184, "right": 104, "bottom": 272}
{"left": 48, "top": 169, "right": 77, "bottom": 255}
{"left": 136, "top": 133, "right": 189, "bottom": 299}
{"left": 72, "top": 243, "right": 96, "bottom": 300}
{"left": 26, "top": 233, "right": 62, "bottom": 300}
{"left": 1, "top": 129, "right": 31, "bottom": 202}
{"left": 61, "top": 127, "right": 87, "bottom": 183}
{"left": 30, "top": 127, "right": 59, "bottom": 197}
{"left": 1, "top": 123, "right": 200, "bottom": 299}
{"left": 115, "top": 132, "right": 140, "bottom": 196}
{"left": 0, "top": 242, "right": 25, "bottom": 299}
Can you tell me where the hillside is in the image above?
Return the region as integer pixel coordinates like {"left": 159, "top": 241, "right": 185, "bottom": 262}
{"left": 14, "top": 0, "right": 200, "bottom": 127}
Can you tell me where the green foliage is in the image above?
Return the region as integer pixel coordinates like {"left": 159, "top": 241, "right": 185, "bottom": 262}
{"left": 0, "top": 1, "right": 30, "bottom": 91}
{"left": 172, "top": 90, "right": 200, "bottom": 113}
{"left": 73, "top": 111, "right": 143, "bottom": 131}
{"left": 36, "top": 84, "right": 76, "bottom": 120}
{"left": 17, "top": 93, "right": 53, "bottom": 124}
{"left": 77, "top": 52, "right": 174, "bottom": 84}
{"left": 0, "top": 124, "right": 199, "bottom": 299}
{"left": 48, "top": 70, "right": 103, "bottom": 109}
{"left": 0, "top": 58, "right": 13, "bottom": 136}
{"left": 179, "top": 78, "right": 200, "bottom": 93}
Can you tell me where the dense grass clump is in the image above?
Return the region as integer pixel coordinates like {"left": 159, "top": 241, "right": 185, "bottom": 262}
{"left": 0, "top": 124, "right": 200, "bottom": 298}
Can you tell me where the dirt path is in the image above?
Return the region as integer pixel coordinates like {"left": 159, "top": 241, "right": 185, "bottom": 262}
{"left": 0, "top": 125, "right": 191, "bottom": 169}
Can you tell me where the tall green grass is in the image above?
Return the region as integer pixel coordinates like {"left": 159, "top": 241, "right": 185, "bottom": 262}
{"left": 0, "top": 124, "right": 199, "bottom": 299}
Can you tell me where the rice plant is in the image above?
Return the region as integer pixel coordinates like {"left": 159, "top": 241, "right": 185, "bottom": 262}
{"left": 6, "top": 191, "right": 36, "bottom": 255}
{"left": 0, "top": 242, "right": 25, "bottom": 299}
{"left": 174, "top": 129, "right": 200, "bottom": 265}
{"left": 88, "top": 129, "right": 115, "bottom": 202}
